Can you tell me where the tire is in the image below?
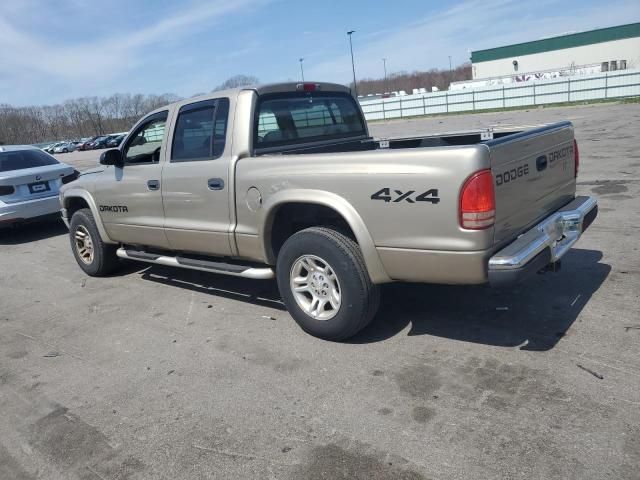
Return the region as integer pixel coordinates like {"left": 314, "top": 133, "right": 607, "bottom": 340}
{"left": 63, "top": 148, "right": 68, "bottom": 153}
{"left": 276, "top": 227, "right": 380, "bottom": 341}
{"left": 69, "top": 208, "right": 120, "bottom": 276}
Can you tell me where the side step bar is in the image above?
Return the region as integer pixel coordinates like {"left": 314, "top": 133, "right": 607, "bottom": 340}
{"left": 116, "top": 248, "right": 275, "bottom": 280}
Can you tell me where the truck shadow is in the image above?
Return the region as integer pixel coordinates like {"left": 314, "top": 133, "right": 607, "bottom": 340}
{"left": 137, "top": 248, "right": 608, "bottom": 351}
{"left": 352, "top": 248, "right": 610, "bottom": 351}
{"left": 0, "top": 218, "right": 68, "bottom": 245}
{"left": 139, "top": 266, "right": 286, "bottom": 312}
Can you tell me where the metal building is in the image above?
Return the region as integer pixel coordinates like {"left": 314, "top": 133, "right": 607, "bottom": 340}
{"left": 470, "top": 23, "right": 640, "bottom": 80}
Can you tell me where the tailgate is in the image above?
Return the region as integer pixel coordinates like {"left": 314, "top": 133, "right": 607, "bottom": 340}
{"left": 487, "top": 121, "right": 577, "bottom": 246}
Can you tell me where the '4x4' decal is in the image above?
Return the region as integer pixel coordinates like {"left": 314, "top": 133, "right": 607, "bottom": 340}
{"left": 371, "top": 188, "right": 440, "bottom": 204}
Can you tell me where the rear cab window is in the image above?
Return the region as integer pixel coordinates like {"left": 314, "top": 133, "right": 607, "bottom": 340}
{"left": 254, "top": 92, "right": 366, "bottom": 153}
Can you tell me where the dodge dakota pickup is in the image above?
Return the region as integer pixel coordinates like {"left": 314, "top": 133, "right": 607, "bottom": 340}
{"left": 60, "top": 82, "right": 597, "bottom": 340}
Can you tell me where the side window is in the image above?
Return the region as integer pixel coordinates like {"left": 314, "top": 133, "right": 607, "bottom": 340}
{"left": 123, "top": 112, "right": 168, "bottom": 165}
{"left": 171, "top": 98, "right": 229, "bottom": 162}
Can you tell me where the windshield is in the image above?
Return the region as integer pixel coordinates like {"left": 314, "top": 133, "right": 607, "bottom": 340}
{"left": 0, "top": 149, "right": 59, "bottom": 172}
{"left": 254, "top": 92, "right": 366, "bottom": 150}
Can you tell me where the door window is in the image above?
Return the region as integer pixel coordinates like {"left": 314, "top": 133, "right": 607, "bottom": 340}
{"left": 171, "top": 98, "right": 229, "bottom": 162}
{"left": 123, "top": 111, "right": 168, "bottom": 165}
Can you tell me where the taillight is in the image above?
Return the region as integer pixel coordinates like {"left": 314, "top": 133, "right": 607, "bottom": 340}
{"left": 573, "top": 139, "right": 579, "bottom": 177}
{"left": 460, "top": 169, "right": 495, "bottom": 230}
{"left": 0, "top": 185, "right": 15, "bottom": 196}
{"left": 62, "top": 170, "right": 80, "bottom": 184}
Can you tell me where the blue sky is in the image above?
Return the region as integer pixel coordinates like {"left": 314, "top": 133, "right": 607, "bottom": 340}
{"left": 1, "top": 0, "right": 639, "bottom": 106}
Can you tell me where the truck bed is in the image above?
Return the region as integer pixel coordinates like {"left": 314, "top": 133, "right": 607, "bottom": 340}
{"left": 251, "top": 121, "right": 576, "bottom": 251}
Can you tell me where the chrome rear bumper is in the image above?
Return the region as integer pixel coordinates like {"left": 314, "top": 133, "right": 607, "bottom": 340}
{"left": 488, "top": 196, "right": 598, "bottom": 286}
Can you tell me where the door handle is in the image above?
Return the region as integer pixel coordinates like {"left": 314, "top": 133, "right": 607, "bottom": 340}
{"left": 147, "top": 179, "right": 160, "bottom": 191}
{"left": 208, "top": 178, "right": 225, "bottom": 190}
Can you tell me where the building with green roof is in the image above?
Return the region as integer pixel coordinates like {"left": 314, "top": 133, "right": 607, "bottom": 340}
{"left": 470, "top": 23, "right": 640, "bottom": 79}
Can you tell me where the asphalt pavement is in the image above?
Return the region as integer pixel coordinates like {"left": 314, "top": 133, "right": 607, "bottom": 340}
{"left": 1, "top": 102, "right": 639, "bottom": 479}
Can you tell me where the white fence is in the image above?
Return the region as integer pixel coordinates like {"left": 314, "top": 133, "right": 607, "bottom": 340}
{"left": 359, "top": 69, "right": 640, "bottom": 121}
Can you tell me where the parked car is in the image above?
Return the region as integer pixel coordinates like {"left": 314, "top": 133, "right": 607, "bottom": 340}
{"left": 77, "top": 137, "right": 98, "bottom": 151}
{"left": 89, "top": 136, "right": 111, "bottom": 149}
{"left": 43, "top": 142, "right": 62, "bottom": 154}
{"left": 60, "top": 82, "right": 597, "bottom": 341}
{"left": 0, "top": 145, "right": 78, "bottom": 228}
{"left": 106, "top": 134, "right": 126, "bottom": 148}
{"left": 53, "top": 142, "right": 77, "bottom": 154}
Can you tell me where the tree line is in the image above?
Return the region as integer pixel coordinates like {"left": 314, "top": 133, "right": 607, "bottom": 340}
{"left": 355, "top": 63, "right": 472, "bottom": 95}
{"left": 0, "top": 68, "right": 471, "bottom": 146}
{"left": 0, "top": 75, "right": 260, "bottom": 146}
{"left": 0, "top": 93, "right": 181, "bottom": 146}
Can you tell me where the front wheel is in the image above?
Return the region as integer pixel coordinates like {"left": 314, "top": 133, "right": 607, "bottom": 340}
{"left": 69, "top": 208, "right": 120, "bottom": 276}
{"left": 276, "top": 227, "right": 380, "bottom": 341}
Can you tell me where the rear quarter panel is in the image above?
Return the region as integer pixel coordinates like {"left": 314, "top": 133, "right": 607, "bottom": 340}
{"left": 234, "top": 145, "right": 493, "bottom": 260}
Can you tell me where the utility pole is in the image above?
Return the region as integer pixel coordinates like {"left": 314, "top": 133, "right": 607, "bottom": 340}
{"left": 382, "top": 57, "right": 388, "bottom": 93}
{"left": 347, "top": 30, "right": 357, "bottom": 97}
{"left": 448, "top": 55, "right": 453, "bottom": 86}
{"left": 299, "top": 57, "right": 305, "bottom": 82}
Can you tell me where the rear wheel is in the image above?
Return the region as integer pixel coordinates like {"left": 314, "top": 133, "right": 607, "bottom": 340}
{"left": 69, "top": 208, "right": 120, "bottom": 276}
{"left": 276, "top": 227, "right": 380, "bottom": 341}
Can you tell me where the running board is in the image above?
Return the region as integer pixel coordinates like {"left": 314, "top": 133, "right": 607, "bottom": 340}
{"left": 116, "top": 248, "right": 275, "bottom": 280}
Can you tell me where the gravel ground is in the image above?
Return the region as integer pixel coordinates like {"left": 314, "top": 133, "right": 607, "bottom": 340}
{"left": 1, "top": 102, "right": 639, "bottom": 480}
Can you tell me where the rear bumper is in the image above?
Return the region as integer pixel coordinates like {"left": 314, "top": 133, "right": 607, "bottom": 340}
{"left": 488, "top": 196, "right": 598, "bottom": 286}
{"left": 0, "top": 195, "right": 61, "bottom": 225}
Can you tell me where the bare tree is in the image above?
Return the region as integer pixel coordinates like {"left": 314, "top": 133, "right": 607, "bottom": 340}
{"left": 213, "top": 75, "right": 259, "bottom": 91}
{"left": 0, "top": 92, "right": 186, "bottom": 145}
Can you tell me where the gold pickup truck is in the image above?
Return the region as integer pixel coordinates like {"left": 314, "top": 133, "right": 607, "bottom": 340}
{"left": 60, "top": 82, "right": 597, "bottom": 340}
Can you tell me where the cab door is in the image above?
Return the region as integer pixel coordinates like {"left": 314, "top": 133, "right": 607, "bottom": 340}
{"left": 160, "top": 98, "right": 233, "bottom": 256}
{"left": 93, "top": 111, "right": 171, "bottom": 249}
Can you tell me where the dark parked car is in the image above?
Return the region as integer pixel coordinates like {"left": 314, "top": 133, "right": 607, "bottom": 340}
{"left": 106, "top": 134, "right": 125, "bottom": 148}
{"left": 88, "top": 136, "right": 110, "bottom": 149}
{"left": 77, "top": 137, "right": 98, "bottom": 151}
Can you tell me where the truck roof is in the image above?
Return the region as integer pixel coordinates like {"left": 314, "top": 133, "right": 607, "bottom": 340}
{"left": 146, "top": 82, "right": 353, "bottom": 117}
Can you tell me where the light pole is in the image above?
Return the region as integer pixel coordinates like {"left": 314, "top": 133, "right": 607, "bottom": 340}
{"left": 299, "top": 57, "right": 305, "bottom": 82}
{"left": 382, "top": 58, "right": 388, "bottom": 93}
{"left": 347, "top": 30, "right": 357, "bottom": 97}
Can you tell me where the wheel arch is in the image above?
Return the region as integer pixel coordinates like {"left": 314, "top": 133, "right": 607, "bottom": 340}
{"left": 62, "top": 189, "right": 116, "bottom": 244}
{"left": 260, "top": 189, "right": 390, "bottom": 283}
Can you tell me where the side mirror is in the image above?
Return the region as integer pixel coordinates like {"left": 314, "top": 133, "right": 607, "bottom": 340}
{"left": 100, "top": 149, "right": 124, "bottom": 167}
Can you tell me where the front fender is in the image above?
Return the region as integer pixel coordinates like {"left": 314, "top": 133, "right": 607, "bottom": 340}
{"left": 260, "top": 189, "right": 391, "bottom": 284}
{"left": 61, "top": 188, "right": 116, "bottom": 244}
